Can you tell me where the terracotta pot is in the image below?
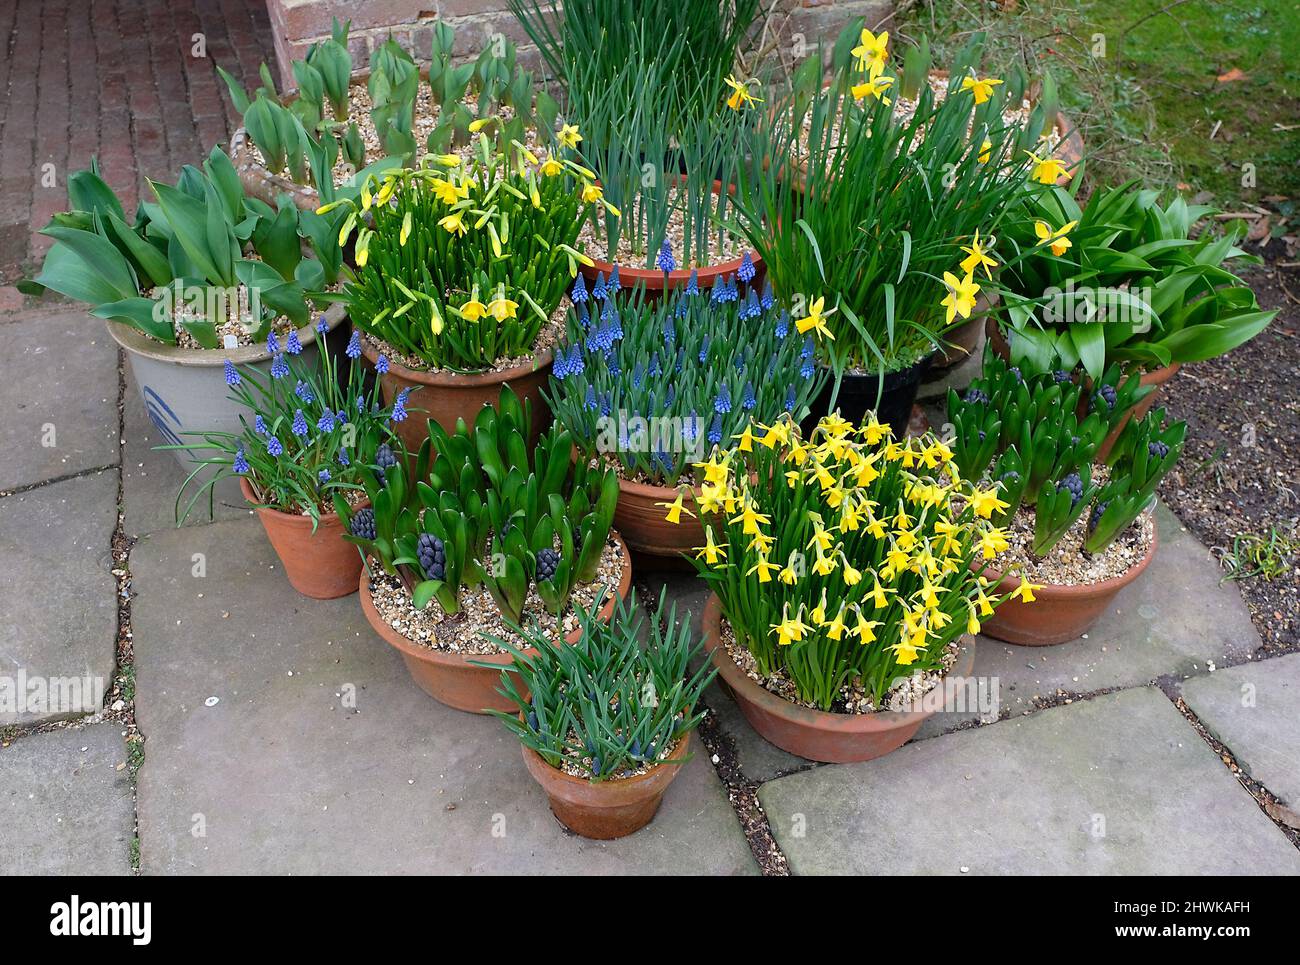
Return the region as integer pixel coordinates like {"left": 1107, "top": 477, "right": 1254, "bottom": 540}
{"left": 358, "top": 534, "right": 633, "bottom": 713}
{"left": 979, "top": 520, "right": 1158, "bottom": 646}
{"left": 613, "top": 476, "right": 707, "bottom": 560}
{"left": 985, "top": 318, "right": 1182, "bottom": 462}
{"left": 578, "top": 179, "right": 762, "bottom": 298}
{"left": 240, "top": 477, "right": 364, "bottom": 599}
{"left": 359, "top": 336, "right": 553, "bottom": 453}
{"left": 521, "top": 731, "right": 690, "bottom": 839}
{"left": 1093, "top": 362, "right": 1181, "bottom": 462}
{"left": 700, "top": 594, "right": 977, "bottom": 763}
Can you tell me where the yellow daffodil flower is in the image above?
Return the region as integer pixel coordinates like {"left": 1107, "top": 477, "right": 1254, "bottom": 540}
{"left": 825, "top": 605, "right": 847, "bottom": 641}
{"left": 770, "top": 605, "right": 811, "bottom": 647}
{"left": 969, "top": 486, "right": 1009, "bottom": 519}
{"left": 852, "top": 607, "right": 881, "bottom": 645}
{"left": 439, "top": 210, "right": 468, "bottom": 237}
{"left": 959, "top": 229, "right": 998, "bottom": 278}
{"left": 851, "top": 75, "right": 893, "bottom": 104}
{"left": 941, "top": 270, "right": 981, "bottom": 324}
{"left": 724, "top": 74, "right": 761, "bottom": 111}
{"left": 1034, "top": 219, "right": 1078, "bottom": 257}
{"left": 731, "top": 501, "right": 771, "bottom": 536}
{"left": 961, "top": 74, "right": 1003, "bottom": 105}
{"left": 747, "top": 555, "right": 779, "bottom": 583}
{"left": 558, "top": 124, "right": 582, "bottom": 150}
{"left": 487, "top": 290, "right": 518, "bottom": 321}
{"left": 657, "top": 491, "right": 696, "bottom": 524}
{"left": 977, "top": 526, "right": 1010, "bottom": 560}
{"left": 851, "top": 28, "right": 889, "bottom": 78}
{"left": 1013, "top": 577, "right": 1043, "bottom": 603}
{"left": 460, "top": 291, "right": 488, "bottom": 322}
{"left": 795, "top": 296, "right": 836, "bottom": 341}
{"left": 696, "top": 528, "right": 727, "bottom": 565}
{"left": 433, "top": 154, "right": 461, "bottom": 168}
{"left": 1026, "top": 150, "right": 1071, "bottom": 185}
{"left": 978, "top": 138, "right": 993, "bottom": 164}
{"left": 539, "top": 153, "right": 563, "bottom": 177}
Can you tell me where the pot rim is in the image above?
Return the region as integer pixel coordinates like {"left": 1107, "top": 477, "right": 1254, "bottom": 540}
{"left": 978, "top": 514, "right": 1159, "bottom": 599}
{"left": 358, "top": 531, "right": 633, "bottom": 669}
{"left": 239, "top": 475, "right": 369, "bottom": 526}
{"left": 358, "top": 333, "right": 554, "bottom": 387}
{"left": 701, "top": 593, "right": 975, "bottom": 730}
{"left": 581, "top": 178, "right": 760, "bottom": 284}
{"left": 520, "top": 726, "right": 691, "bottom": 795}
{"left": 105, "top": 301, "right": 346, "bottom": 366}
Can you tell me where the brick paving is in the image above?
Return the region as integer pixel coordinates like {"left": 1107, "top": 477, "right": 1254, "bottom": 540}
{"left": 0, "top": 0, "right": 277, "bottom": 292}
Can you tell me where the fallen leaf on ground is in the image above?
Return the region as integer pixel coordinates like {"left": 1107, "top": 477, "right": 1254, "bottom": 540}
{"left": 1217, "top": 68, "right": 1247, "bottom": 83}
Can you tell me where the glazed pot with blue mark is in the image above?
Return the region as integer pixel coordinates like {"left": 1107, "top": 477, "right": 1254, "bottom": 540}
{"left": 108, "top": 303, "right": 349, "bottom": 476}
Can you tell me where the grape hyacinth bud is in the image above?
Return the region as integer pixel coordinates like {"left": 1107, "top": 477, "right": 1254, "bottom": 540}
{"left": 417, "top": 533, "right": 447, "bottom": 580}
{"left": 295, "top": 380, "right": 314, "bottom": 403}
{"left": 1148, "top": 441, "right": 1169, "bottom": 459}
{"left": 685, "top": 269, "right": 699, "bottom": 296}
{"left": 785, "top": 384, "right": 796, "bottom": 412}
{"left": 571, "top": 273, "right": 588, "bottom": 303}
{"left": 535, "top": 547, "right": 559, "bottom": 582}
{"left": 338, "top": 448, "right": 350, "bottom": 467}
{"left": 316, "top": 315, "right": 328, "bottom": 335}
{"left": 349, "top": 508, "right": 376, "bottom": 540}
{"left": 1095, "top": 384, "right": 1117, "bottom": 409}
{"left": 775, "top": 310, "right": 789, "bottom": 338}
{"left": 592, "top": 272, "right": 607, "bottom": 301}
{"left": 760, "top": 279, "right": 774, "bottom": 311}
{"left": 224, "top": 359, "right": 240, "bottom": 386}
{"left": 698, "top": 334, "right": 711, "bottom": 363}
{"left": 608, "top": 264, "right": 621, "bottom": 291}
{"left": 742, "top": 381, "right": 757, "bottom": 410}
{"left": 1088, "top": 500, "right": 1109, "bottom": 531}
{"left": 318, "top": 468, "right": 331, "bottom": 483}
{"left": 1052, "top": 370, "right": 1072, "bottom": 385}
{"left": 584, "top": 385, "right": 597, "bottom": 411}
{"left": 1057, "top": 472, "right": 1084, "bottom": 507}
{"left": 963, "top": 388, "right": 990, "bottom": 405}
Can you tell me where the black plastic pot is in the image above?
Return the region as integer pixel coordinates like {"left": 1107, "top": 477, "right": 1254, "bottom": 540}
{"left": 806, "top": 356, "right": 934, "bottom": 433}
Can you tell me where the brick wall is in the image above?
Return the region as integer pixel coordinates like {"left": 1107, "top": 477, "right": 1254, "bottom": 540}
{"left": 266, "top": 0, "right": 894, "bottom": 90}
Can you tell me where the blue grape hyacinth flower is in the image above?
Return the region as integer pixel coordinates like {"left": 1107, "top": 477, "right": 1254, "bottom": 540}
{"left": 318, "top": 468, "right": 331, "bottom": 483}
{"left": 376, "top": 354, "right": 390, "bottom": 374}
{"left": 346, "top": 330, "right": 362, "bottom": 359}
{"left": 286, "top": 329, "right": 302, "bottom": 355}
{"left": 254, "top": 415, "right": 268, "bottom": 436}
{"left": 708, "top": 411, "right": 723, "bottom": 444}
{"left": 232, "top": 446, "right": 249, "bottom": 474}
{"left": 316, "top": 315, "right": 328, "bottom": 335}
{"left": 714, "top": 383, "right": 732, "bottom": 413}
{"left": 266, "top": 436, "right": 283, "bottom": 457}
{"left": 738, "top": 251, "right": 755, "bottom": 283}
{"left": 270, "top": 353, "right": 289, "bottom": 379}
{"left": 391, "top": 387, "right": 412, "bottom": 422}
{"left": 266, "top": 331, "right": 280, "bottom": 355}
{"left": 317, "top": 410, "right": 335, "bottom": 433}
{"left": 295, "top": 380, "right": 314, "bottom": 403}
{"left": 291, "top": 409, "right": 309, "bottom": 437}
{"left": 223, "top": 359, "right": 240, "bottom": 386}
{"left": 592, "top": 272, "right": 607, "bottom": 301}
{"left": 571, "top": 273, "right": 588, "bottom": 303}
{"left": 655, "top": 239, "right": 676, "bottom": 274}
{"left": 685, "top": 269, "right": 699, "bottom": 296}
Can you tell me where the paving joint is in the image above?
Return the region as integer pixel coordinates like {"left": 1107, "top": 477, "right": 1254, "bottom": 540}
{"left": 0, "top": 462, "right": 121, "bottom": 500}
{"left": 640, "top": 578, "right": 790, "bottom": 875}
{"left": 1167, "top": 689, "right": 1300, "bottom": 850}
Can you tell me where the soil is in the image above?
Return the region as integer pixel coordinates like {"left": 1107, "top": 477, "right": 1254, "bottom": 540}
{"left": 998, "top": 498, "right": 1156, "bottom": 586}
{"left": 1159, "top": 257, "right": 1300, "bottom": 653}
{"left": 576, "top": 188, "right": 748, "bottom": 270}
{"left": 366, "top": 536, "right": 625, "bottom": 655}
{"left": 360, "top": 304, "right": 565, "bottom": 375}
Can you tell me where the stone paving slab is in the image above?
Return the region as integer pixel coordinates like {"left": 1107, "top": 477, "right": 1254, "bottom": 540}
{"left": 122, "top": 364, "right": 249, "bottom": 537}
{"left": 131, "top": 517, "right": 756, "bottom": 875}
{"left": 1181, "top": 653, "right": 1300, "bottom": 807}
{"left": 0, "top": 311, "right": 119, "bottom": 492}
{"left": 760, "top": 687, "right": 1300, "bottom": 875}
{"left": 0, "top": 723, "right": 133, "bottom": 875}
{"left": 646, "top": 502, "right": 1261, "bottom": 783}
{"left": 0, "top": 472, "right": 119, "bottom": 726}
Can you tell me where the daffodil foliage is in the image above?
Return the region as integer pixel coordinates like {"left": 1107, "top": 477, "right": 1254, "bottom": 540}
{"left": 731, "top": 28, "right": 1055, "bottom": 376}
{"left": 675, "top": 411, "right": 1028, "bottom": 711}
{"left": 332, "top": 130, "right": 611, "bottom": 371}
